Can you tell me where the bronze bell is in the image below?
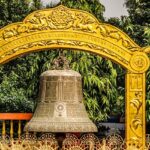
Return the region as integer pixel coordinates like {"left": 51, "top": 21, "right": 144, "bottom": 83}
{"left": 24, "top": 70, "right": 97, "bottom": 132}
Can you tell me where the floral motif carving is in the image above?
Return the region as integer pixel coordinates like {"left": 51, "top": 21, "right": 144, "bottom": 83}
{"left": 129, "top": 91, "right": 143, "bottom": 139}
{"left": 131, "top": 117, "right": 142, "bottom": 131}
{"left": 2, "top": 28, "right": 18, "bottom": 40}
{"left": 50, "top": 7, "right": 73, "bottom": 28}
{"left": 0, "top": 40, "right": 129, "bottom": 65}
{"left": 0, "top": 5, "right": 140, "bottom": 51}
{"left": 98, "top": 25, "right": 139, "bottom": 50}
{"left": 130, "top": 52, "right": 149, "bottom": 73}
{"left": 63, "top": 133, "right": 103, "bottom": 150}
{"left": 130, "top": 92, "right": 142, "bottom": 115}
{"left": 128, "top": 74, "right": 144, "bottom": 146}
{"left": 130, "top": 116, "right": 142, "bottom": 138}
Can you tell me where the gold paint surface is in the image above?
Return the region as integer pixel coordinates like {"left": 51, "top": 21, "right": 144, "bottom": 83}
{"left": 126, "top": 73, "right": 146, "bottom": 149}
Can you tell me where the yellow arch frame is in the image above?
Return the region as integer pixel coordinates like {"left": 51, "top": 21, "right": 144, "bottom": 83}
{"left": 0, "top": 5, "right": 150, "bottom": 149}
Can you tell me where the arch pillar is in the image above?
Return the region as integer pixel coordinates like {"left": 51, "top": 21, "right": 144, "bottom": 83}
{"left": 126, "top": 72, "right": 146, "bottom": 149}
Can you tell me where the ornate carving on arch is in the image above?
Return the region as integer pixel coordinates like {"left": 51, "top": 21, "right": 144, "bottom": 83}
{"left": 0, "top": 40, "right": 129, "bottom": 65}
{"left": 126, "top": 73, "right": 145, "bottom": 149}
{"left": 130, "top": 92, "right": 143, "bottom": 139}
{"left": 130, "top": 52, "right": 149, "bottom": 73}
{"left": 0, "top": 5, "right": 142, "bottom": 52}
{"left": 130, "top": 92, "right": 142, "bottom": 115}
{"left": 130, "top": 116, "right": 142, "bottom": 138}
{"left": 0, "top": 6, "right": 99, "bottom": 41}
{"left": 0, "top": 5, "right": 150, "bottom": 72}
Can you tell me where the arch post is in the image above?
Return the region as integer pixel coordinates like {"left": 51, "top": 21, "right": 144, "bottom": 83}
{"left": 126, "top": 72, "right": 146, "bottom": 149}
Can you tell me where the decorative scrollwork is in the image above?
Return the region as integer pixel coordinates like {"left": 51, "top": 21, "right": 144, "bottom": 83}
{"left": 49, "top": 7, "right": 74, "bottom": 29}
{"left": 0, "top": 139, "right": 32, "bottom": 150}
{"left": 0, "top": 40, "right": 129, "bottom": 65}
{"left": 130, "top": 116, "right": 142, "bottom": 139}
{"left": 0, "top": 133, "right": 149, "bottom": 149}
{"left": 130, "top": 98, "right": 142, "bottom": 115}
{"left": 130, "top": 52, "right": 149, "bottom": 73}
{"left": 20, "top": 133, "right": 37, "bottom": 141}
{"left": 1, "top": 5, "right": 99, "bottom": 40}
{"left": 131, "top": 117, "right": 142, "bottom": 131}
{"left": 106, "top": 134, "right": 124, "bottom": 150}
{"left": 130, "top": 92, "right": 142, "bottom": 115}
{"left": 0, "top": 5, "right": 141, "bottom": 51}
{"left": 62, "top": 133, "right": 81, "bottom": 150}
{"left": 80, "top": 133, "right": 102, "bottom": 149}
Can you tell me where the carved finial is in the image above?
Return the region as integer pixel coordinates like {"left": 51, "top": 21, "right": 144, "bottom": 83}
{"left": 52, "top": 50, "right": 70, "bottom": 70}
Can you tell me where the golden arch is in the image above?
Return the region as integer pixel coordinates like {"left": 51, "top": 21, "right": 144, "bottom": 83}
{"left": 0, "top": 5, "right": 150, "bottom": 149}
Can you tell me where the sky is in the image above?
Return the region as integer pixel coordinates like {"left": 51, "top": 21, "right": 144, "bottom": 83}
{"left": 100, "top": 0, "right": 128, "bottom": 18}
{"left": 41, "top": 0, "right": 128, "bottom": 18}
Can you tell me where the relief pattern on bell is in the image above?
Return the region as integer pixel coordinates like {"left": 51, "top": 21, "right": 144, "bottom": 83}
{"left": 24, "top": 70, "right": 97, "bottom": 132}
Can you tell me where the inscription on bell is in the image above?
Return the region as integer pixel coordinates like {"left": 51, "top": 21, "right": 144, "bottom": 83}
{"left": 63, "top": 81, "right": 75, "bottom": 101}
{"left": 45, "top": 81, "right": 58, "bottom": 100}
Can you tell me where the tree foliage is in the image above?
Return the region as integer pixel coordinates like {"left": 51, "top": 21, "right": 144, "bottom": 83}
{"left": 0, "top": 0, "right": 43, "bottom": 28}
{"left": 0, "top": 0, "right": 118, "bottom": 122}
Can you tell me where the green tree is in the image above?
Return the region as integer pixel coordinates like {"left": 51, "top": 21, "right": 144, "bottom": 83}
{"left": 0, "top": 0, "right": 43, "bottom": 111}
{"left": 125, "top": 0, "right": 150, "bottom": 46}
{"left": 0, "top": 0, "right": 42, "bottom": 28}
{"left": 0, "top": 0, "right": 118, "bottom": 122}
{"left": 0, "top": 0, "right": 30, "bottom": 28}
